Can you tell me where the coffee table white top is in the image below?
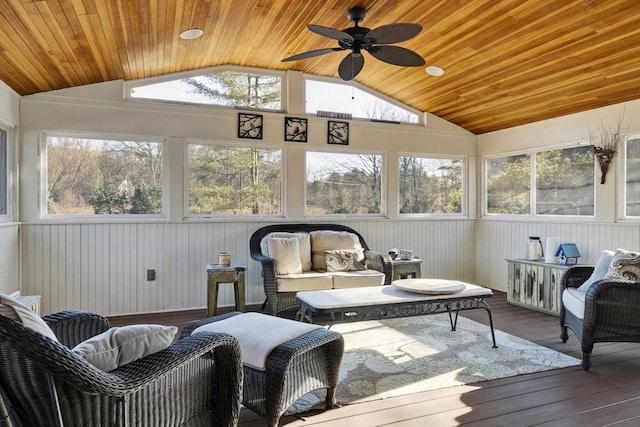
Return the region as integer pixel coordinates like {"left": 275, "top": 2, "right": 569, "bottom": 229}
{"left": 296, "top": 281, "right": 492, "bottom": 310}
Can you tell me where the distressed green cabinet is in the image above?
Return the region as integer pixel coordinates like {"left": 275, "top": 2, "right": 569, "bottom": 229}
{"left": 506, "top": 259, "right": 572, "bottom": 315}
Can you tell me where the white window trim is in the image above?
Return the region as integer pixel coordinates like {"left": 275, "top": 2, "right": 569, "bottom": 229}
{"left": 618, "top": 133, "right": 640, "bottom": 222}
{"left": 125, "top": 65, "right": 286, "bottom": 112}
{"left": 0, "top": 123, "right": 15, "bottom": 222}
{"left": 304, "top": 147, "right": 386, "bottom": 218}
{"left": 397, "top": 152, "right": 468, "bottom": 218}
{"left": 303, "top": 74, "right": 423, "bottom": 126}
{"left": 482, "top": 142, "right": 596, "bottom": 220}
{"left": 184, "top": 138, "right": 286, "bottom": 219}
{"left": 40, "top": 131, "right": 167, "bottom": 222}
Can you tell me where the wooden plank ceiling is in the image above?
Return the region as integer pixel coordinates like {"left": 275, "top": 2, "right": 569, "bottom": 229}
{"left": 0, "top": 0, "right": 638, "bottom": 134}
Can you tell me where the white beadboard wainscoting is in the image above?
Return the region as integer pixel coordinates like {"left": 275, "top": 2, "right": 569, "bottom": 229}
{"left": 0, "top": 223, "right": 20, "bottom": 295}
{"left": 20, "top": 219, "right": 476, "bottom": 316}
{"left": 476, "top": 219, "right": 640, "bottom": 292}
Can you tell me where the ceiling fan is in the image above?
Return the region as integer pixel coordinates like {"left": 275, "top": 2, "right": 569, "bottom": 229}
{"left": 282, "top": 6, "right": 425, "bottom": 81}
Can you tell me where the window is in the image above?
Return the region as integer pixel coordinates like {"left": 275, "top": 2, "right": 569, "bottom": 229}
{"left": 486, "top": 146, "right": 594, "bottom": 216}
{"left": 486, "top": 154, "right": 531, "bottom": 215}
{"left": 131, "top": 69, "right": 282, "bottom": 110}
{"left": 305, "top": 79, "right": 419, "bottom": 123}
{"left": 187, "top": 144, "right": 282, "bottom": 216}
{"left": 399, "top": 156, "right": 464, "bottom": 214}
{"left": 0, "top": 127, "right": 7, "bottom": 216}
{"left": 46, "top": 136, "right": 163, "bottom": 215}
{"left": 625, "top": 136, "right": 640, "bottom": 217}
{"left": 306, "top": 151, "right": 382, "bottom": 215}
{"left": 536, "top": 146, "right": 594, "bottom": 215}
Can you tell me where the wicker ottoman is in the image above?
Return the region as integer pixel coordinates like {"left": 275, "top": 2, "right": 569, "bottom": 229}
{"left": 182, "top": 312, "right": 344, "bottom": 427}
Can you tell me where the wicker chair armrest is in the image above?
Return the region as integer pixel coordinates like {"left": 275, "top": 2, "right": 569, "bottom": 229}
{"left": 43, "top": 310, "right": 111, "bottom": 347}
{"left": 583, "top": 280, "right": 640, "bottom": 334}
{"left": 364, "top": 250, "right": 393, "bottom": 285}
{"left": 560, "top": 266, "right": 594, "bottom": 290}
{"left": 1, "top": 316, "right": 240, "bottom": 397}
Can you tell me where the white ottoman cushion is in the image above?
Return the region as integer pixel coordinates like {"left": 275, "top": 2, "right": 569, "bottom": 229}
{"left": 192, "top": 313, "right": 321, "bottom": 370}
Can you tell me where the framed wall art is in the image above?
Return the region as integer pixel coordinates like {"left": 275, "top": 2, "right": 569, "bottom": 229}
{"left": 238, "top": 113, "right": 263, "bottom": 139}
{"left": 327, "top": 120, "right": 349, "bottom": 145}
{"left": 284, "top": 117, "right": 308, "bottom": 142}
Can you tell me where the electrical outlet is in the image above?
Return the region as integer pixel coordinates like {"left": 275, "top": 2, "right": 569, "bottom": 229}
{"left": 146, "top": 269, "right": 156, "bottom": 281}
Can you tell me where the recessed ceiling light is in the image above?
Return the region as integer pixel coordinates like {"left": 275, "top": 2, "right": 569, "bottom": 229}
{"left": 180, "top": 29, "right": 203, "bottom": 40}
{"left": 426, "top": 66, "right": 444, "bottom": 77}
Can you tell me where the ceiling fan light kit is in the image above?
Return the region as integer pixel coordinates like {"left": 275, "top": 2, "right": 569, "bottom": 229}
{"left": 426, "top": 66, "right": 444, "bottom": 76}
{"left": 282, "top": 7, "right": 425, "bottom": 80}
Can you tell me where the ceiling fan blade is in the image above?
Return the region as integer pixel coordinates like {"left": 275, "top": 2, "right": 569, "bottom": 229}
{"left": 366, "top": 23, "right": 423, "bottom": 44}
{"left": 308, "top": 24, "right": 354, "bottom": 41}
{"left": 338, "top": 53, "right": 364, "bottom": 81}
{"left": 282, "top": 47, "right": 344, "bottom": 62}
{"left": 368, "top": 45, "right": 425, "bottom": 66}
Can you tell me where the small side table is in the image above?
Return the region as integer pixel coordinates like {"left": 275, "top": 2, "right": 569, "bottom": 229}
{"left": 206, "top": 264, "right": 246, "bottom": 316}
{"left": 392, "top": 258, "right": 422, "bottom": 281}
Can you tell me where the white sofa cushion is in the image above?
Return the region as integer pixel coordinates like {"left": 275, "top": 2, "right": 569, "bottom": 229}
{"left": 578, "top": 249, "right": 615, "bottom": 291}
{"left": 276, "top": 272, "right": 334, "bottom": 292}
{"left": 310, "top": 230, "right": 362, "bottom": 271}
{"left": 261, "top": 232, "right": 312, "bottom": 271}
{"left": 267, "top": 237, "right": 303, "bottom": 275}
{"left": 562, "top": 287, "right": 586, "bottom": 320}
{"left": 605, "top": 248, "right": 640, "bottom": 281}
{"left": 330, "top": 269, "right": 385, "bottom": 288}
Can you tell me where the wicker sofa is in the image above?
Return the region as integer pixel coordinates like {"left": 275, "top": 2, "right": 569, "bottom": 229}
{"left": 0, "top": 309, "right": 243, "bottom": 427}
{"left": 250, "top": 223, "right": 393, "bottom": 315}
{"left": 560, "top": 265, "right": 640, "bottom": 370}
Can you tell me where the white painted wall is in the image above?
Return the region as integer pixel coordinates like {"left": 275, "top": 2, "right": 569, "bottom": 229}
{"left": 476, "top": 99, "right": 640, "bottom": 291}
{"left": 0, "top": 80, "right": 21, "bottom": 295}
{"left": 17, "top": 72, "right": 478, "bottom": 315}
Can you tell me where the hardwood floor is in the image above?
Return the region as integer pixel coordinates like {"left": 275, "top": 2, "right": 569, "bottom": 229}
{"left": 109, "top": 292, "right": 640, "bottom": 426}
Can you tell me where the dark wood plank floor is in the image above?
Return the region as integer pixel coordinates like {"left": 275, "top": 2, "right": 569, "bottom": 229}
{"left": 109, "top": 292, "right": 640, "bottom": 427}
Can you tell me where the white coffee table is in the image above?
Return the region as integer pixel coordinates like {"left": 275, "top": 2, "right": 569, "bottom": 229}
{"left": 295, "top": 280, "right": 497, "bottom": 347}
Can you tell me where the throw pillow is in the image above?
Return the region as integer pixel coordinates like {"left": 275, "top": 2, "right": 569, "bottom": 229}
{"left": 0, "top": 294, "right": 58, "bottom": 342}
{"left": 267, "top": 237, "right": 303, "bottom": 275}
{"left": 605, "top": 248, "right": 640, "bottom": 281}
{"left": 578, "top": 249, "right": 615, "bottom": 291}
{"left": 310, "top": 230, "right": 362, "bottom": 271}
{"left": 324, "top": 249, "right": 367, "bottom": 272}
{"left": 261, "top": 232, "right": 312, "bottom": 271}
{"left": 72, "top": 324, "right": 177, "bottom": 372}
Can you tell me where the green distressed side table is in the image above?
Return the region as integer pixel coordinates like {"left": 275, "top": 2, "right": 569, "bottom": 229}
{"left": 206, "top": 264, "right": 246, "bottom": 316}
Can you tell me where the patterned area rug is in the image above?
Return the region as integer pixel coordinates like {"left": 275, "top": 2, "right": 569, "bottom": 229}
{"left": 287, "top": 313, "right": 580, "bottom": 413}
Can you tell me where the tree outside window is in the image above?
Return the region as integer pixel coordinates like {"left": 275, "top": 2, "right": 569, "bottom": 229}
{"left": 625, "top": 137, "right": 640, "bottom": 217}
{"left": 399, "top": 156, "right": 463, "bottom": 214}
{"left": 306, "top": 151, "right": 382, "bottom": 215}
{"left": 188, "top": 144, "right": 282, "bottom": 215}
{"left": 486, "top": 154, "right": 531, "bottom": 215}
{"left": 46, "top": 137, "right": 162, "bottom": 215}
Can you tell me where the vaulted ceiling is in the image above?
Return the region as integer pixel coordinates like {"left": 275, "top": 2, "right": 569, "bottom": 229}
{"left": 1, "top": 0, "right": 638, "bottom": 134}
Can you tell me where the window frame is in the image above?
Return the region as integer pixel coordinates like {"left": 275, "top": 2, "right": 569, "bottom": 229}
{"left": 0, "top": 123, "right": 15, "bottom": 222}
{"left": 304, "top": 147, "right": 386, "bottom": 218}
{"left": 126, "top": 65, "right": 286, "bottom": 112}
{"left": 619, "top": 133, "right": 640, "bottom": 221}
{"left": 41, "top": 131, "right": 167, "bottom": 222}
{"left": 303, "top": 74, "right": 422, "bottom": 125}
{"left": 184, "top": 139, "right": 285, "bottom": 219}
{"left": 397, "top": 152, "right": 467, "bottom": 218}
{"left": 482, "top": 143, "right": 596, "bottom": 220}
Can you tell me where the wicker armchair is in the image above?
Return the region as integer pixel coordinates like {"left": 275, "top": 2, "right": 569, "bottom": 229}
{"left": 560, "top": 266, "right": 640, "bottom": 370}
{"left": 0, "top": 310, "right": 243, "bottom": 427}
{"left": 250, "top": 223, "right": 393, "bottom": 315}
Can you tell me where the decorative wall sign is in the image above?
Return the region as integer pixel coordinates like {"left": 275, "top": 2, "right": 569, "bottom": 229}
{"left": 328, "top": 120, "right": 349, "bottom": 145}
{"left": 238, "top": 113, "right": 263, "bottom": 139}
{"left": 317, "top": 110, "right": 352, "bottom": 120}
{"left": 284, "top": 117, "right": 308, "bottom": 142}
